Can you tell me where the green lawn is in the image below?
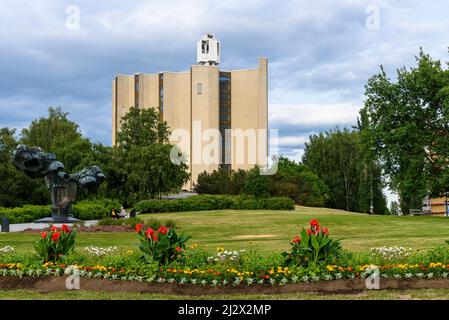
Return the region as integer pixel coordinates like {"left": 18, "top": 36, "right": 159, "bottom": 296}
{"left": 2, "top": 289, "right": 449, "bottom": 300}
{"left": 2, "top": 206, "right": 449, "bottom": 254}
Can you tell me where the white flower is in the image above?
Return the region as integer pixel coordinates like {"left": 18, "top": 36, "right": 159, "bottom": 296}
{"left": 370, "top": 246, "right": 415, "bottom": 260}
{"left": 168, "top": 278, "right": 175, "bottom": 283}
{"left": 0, "top": 246, "right": 15, "bottom": 254}
{"left": 211, "top": 279, "right": 218, "bottom": 286}
{"left": 427, "top": 273, "right": 434, "bottom": 278}
{"left": 207, "top": 250, "right": 242, "bottom": 264}
{"left": 84, "top": 246, "right": 118, "bottom": 257}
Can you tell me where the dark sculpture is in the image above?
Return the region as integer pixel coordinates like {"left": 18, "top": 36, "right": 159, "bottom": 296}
{"left": 12, "top": 144, "right": 105, "bottom": 223}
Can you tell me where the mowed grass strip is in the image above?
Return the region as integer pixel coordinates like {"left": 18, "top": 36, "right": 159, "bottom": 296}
{"left": 2, "top": 206, "right": 449, "bottom": 254}
{"left": 2, "top": 289, "right": 449, "bottom": 300}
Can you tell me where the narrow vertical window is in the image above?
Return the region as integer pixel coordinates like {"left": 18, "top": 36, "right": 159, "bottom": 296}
{"left": 197, "top": 83, "right": 202, "bottom": 95}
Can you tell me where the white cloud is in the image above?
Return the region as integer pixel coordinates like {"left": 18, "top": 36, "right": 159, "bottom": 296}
{"left": 270, "top": 103, "right": 360, "bottom": 129}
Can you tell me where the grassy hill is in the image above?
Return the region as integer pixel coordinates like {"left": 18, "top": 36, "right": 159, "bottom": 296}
{"left": 2, "top": 206, "right": 449, "bottom": 254}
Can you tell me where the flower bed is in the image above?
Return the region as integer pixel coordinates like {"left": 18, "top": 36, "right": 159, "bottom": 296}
{"left": 3, "top": 218, "right": 449, "bottom": 292}
{"left": 2, "top": 261, "right": 449, "bottom": 288}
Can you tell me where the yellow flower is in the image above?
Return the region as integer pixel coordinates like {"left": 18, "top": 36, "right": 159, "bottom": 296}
{"left": 126, "top": 250, "right": 134, "bottom": 255}
{"left": 327, "top": 265, "right": 335, "bottom": 272}
{"left": 191, "top": 243, "right": 198, "bottom": 249}
{"left": 216, "top": 246, "right": 224, "bottom": 252}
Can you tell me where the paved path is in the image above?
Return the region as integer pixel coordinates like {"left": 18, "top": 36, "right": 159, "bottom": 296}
{"left": 5, "top": 220, "right": 98, "bottom": 233}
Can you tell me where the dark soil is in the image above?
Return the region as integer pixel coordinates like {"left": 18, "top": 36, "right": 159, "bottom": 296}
{"left": 1, "top": 276, "right": 449, "bottom": 295}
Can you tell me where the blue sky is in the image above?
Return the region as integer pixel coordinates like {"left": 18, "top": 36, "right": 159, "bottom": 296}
{"left": 1, "top": 0, "right": 449, "bottom": 203}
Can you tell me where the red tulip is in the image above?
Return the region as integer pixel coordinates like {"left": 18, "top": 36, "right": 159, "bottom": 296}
{"left": 135, "top": 223, "right": 143, "bottom": 233}
{"left": 310, "top": 219, "right": 319, "bottom": 228}
{"left": 51, "top": 232, "right": 61, "bottom": 243}
{"left": 145, "top": 228, "right": 154, "bottom": 239}
{"left": 158, "top": 226, "right": 168, "bottom": 235}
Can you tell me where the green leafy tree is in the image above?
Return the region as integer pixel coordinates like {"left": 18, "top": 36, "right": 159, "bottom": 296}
{"left": 268, "top": 157, "right": 329, "bottom": 207}
{"left": 20, "top": 107, "right": 93, "bottom": 172}
{"left": 117, "top": 107, "right": 170, "bottom": 149}
{"left": 303, "top": 128, "right": 387, "bottom": 213}
{"left": 0, "top": 128, "right": 49, "bottom": 207}
{"left": 244, "top": 166, "right": 269, "bottom": 197}
{"left": 360, "top": 49, "right": 449, "bottom": 213}
{"left": 114, "top": 107, "right": 189, "bottom": 205}
{"left": 390, "top": 201, "right": 399, "bottom": 215}
{"left": 194, "top": 168, "right": 248, "bottom": 195}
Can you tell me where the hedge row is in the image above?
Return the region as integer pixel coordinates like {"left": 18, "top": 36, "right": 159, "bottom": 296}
{"left": 134, "top": 195, "right": 295, "bottom": 213}
{"left": 0, "top": 198, "right": 121, "bottom": 224}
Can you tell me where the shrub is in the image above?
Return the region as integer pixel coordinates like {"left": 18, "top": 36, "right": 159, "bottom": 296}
{"left": 35, "top": 224, "right": 76, "bottom": 262}
{"left": 96, "top": 217, "right": 144, "bottom": 228}
{"left": 135, "top": 224, "right": 190, "bottom": 265}
{"left": 194, "top": 169, "right": 248, "bottom": 195}
{"left": 244, "top": 167, "right": 269, "bottom": 197}
{"left": 134, "top": 195, "right": 294, "bottom": 213}
{"left": 282, "top": 219, "right": 342, "bottom": 267}
{"left": 0, "top": 205, "right": 50, "bottom": 224}
{"left": 72, "top": 198, "right": 121, "bottom": 220}
{"left": 0, "top": 198, "right": 120, "bottom": 224}
{"left": 145, "top": 218, "right": 177, "bottom": 230}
